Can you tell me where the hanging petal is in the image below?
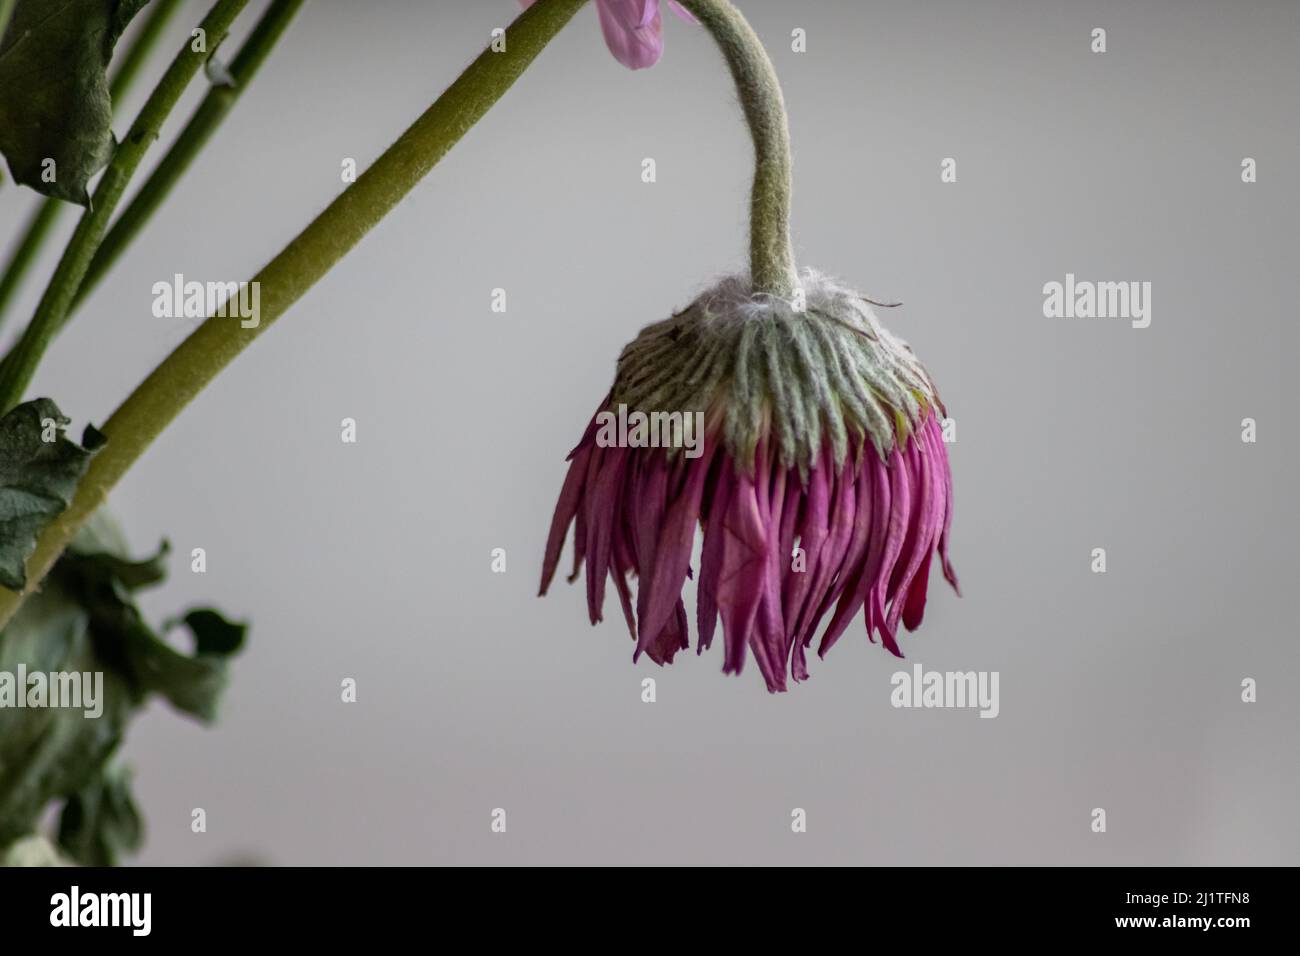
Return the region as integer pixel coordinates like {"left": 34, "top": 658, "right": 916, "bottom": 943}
{"left": 816, "top": 460, "right": 872, "bottom": 657}
{"left": 646, "top": 599, "right": 690, "bottom": 665}
{"left": 931, "top": 416, "right": 960, "bottom": 594}
{"left": 696, "top": 447, "right": 733, "bottom": 653}
{"left": 584, "top": 447, "right": 630, "bottom": 624}
{"left": 631, "top": 453, "right": 670, "bottom": 639}
{"left": 872, "top": 443, "right": 912, "bottom": 656}
{"left": 782, "top": 445, "right": 831, "bottom": 648}
{"left": 636, "top": 442, "right": 717, "bottom": 660}
{"left": 595, "top": 0, "right": 665, "bottom": 69}
{"left": 752, "top": 440, "right": 788, "bottom": 689}
{"left": 540, "top": 442, "right": 593, "bottom": 595}
{"left": 716, "top": 464, "right": 767, "bottom": 679}
{"left": 794, "top": 456, "right": 856, "bottom": 657}
{"left": 813, "top": 455, "right": 874, "bottom": 649}
{"left": 901, "top": 419, "right": 949, "bottom": 631}
{"left": 885, "top": 434, "right": 935, "bottom": 637}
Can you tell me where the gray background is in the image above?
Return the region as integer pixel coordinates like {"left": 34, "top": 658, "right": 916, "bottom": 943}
{"left": 2, "top": 0, "right": 1296, "bottom": 865}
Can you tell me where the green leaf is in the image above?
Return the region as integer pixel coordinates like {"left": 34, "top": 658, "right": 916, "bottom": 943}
{"left": 0, "top": 509, "right": 247, "bottom": 862}
{"left": 0, "top": 0, "right": 152, "bottom": 204}
{"left": 57, "top": 762, "right": 143, "bottom": 867}
{"left": 176, "top": 607, "right": 247, "bottom": 656}
{"left": 68, "top": 515, "right": 170, "bottom": 591}
{"left": 0, "top": 576, "right": 134, "bottom": 850}
{"left": 0, "top": 398, "right": 104, "bottom": 591}
{"left": 121, "top": 609, "right": 246, "bottom": 721}
{"left": 58, "top": 541, "right": 247, "bottom": 724}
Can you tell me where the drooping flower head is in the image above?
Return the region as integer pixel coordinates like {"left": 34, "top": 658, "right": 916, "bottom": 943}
{"left": 536, "top": 0, "right": 960, "bottom": 690}
{"left": 521, "top": 0, "right": 696, "bottom": 70}
{"left": 541, "top": 270, "right": 959, "bottom": 692}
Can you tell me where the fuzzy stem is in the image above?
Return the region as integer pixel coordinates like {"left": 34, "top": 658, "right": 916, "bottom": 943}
{"left": 71, "top": 0, "right": 306, "bottom": 315}
{"left": 0, "top": 0, "right": 186, "bottom": 335}
{"left": 0, "top": 0, "right": 251, "bottom": 414}
{"left": 679, "top": 0, "right": 797, "bottom": 298}
{"left": 0, "top": 0, "right": 589, "bottom": 628}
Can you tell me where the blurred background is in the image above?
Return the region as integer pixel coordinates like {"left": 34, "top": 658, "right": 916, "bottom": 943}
{"left": 1, "top": 0, "right": 1296, "bottom": 865}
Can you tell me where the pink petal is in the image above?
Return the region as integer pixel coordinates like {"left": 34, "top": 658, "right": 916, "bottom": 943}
{"left": 569, "top": 439, "right": 603, "bottom": 583}
{"left": 646, "top": 599, "right": 690, "bottom": 665}
{"left": 716, "top": 463, "right": 768, "bottom": 680}
{"left": 596, "top": 0, "right": 664, "bottom": 69}
{"left": 755, "top": 587, "right": 787, "bottom": 692}
{"left": 636, "top": 442, "right": 717, "bottom": 660}
{"left": 817, "top": 455, "right": 882, "bottom": 658}
{"left": 795, "top": 457, "right": 856, "bottom": 655}
{"left": 814, "top": 457, "right": 874, "bottom": 637}
{"left": 634, "top": 0, "right": 658, "bottom": 29}
{"left": 901, "top": 542, "right": 933, "bottom": 632}
{"left": 539, "top": 442, "right": 593, "bottom": 596}
{"left": 929, "top": 416, "right": 960, "bottom": 595}
{"left": 872, "top": 444, "right": 912, "bottom": 656}
{"left": 902, "top": 421, "right": 950, "bottom": 631}
{"left": 584, "top": 446, "right": 630, "bottom": 624}
{"left": 611, "top": 545, "right": 639, "bottom": 643}
{"left": 885, "top": 436, "right": 934, "bottom": 638}
{"left": 752, "top": 441, "right": 788, "bottom": 689}
{"left": 776, "top": 464, "right": 800, "bottom": 595}
{"left": 696, "top": 447, "right": 733, "bottom": 653}
{"left": 782, "top": 446, "right": 831, "bottom": 649}
{"left": 631, "top": 453, "right": 669, "bottom": 640}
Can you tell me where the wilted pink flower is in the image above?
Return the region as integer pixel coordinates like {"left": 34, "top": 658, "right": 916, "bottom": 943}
{"left": 521, "top": 0, "right": 695, "bottom": 70}
{"left": 541, "top": 271, "right": 959, "bottom": 692}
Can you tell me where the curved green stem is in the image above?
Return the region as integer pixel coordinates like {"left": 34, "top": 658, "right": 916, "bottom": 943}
{"left": 0, "top": 0, "right": 186, "bottom": 335}
{"left": 0, "top": 0, "right": 250, "bottom": 414}
{"left": 72, "top": 0, "right": 306, "bottom": 316}
{"left": 0, "top": 0, "right": 590, "bottom": 628}
{"left": 680, "top": 0, "right": 798, "bottom": 298}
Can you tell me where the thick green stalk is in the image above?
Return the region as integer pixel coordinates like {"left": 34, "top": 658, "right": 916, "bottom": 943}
{"left": 0, "top": 0, "right": 589, "bottom": 626}
{"left": 0, "top": 0, "right": 250, "bottom": 413}
{"left": 73, "top": 0, "right": 306, "bottom": 314}
{"left": 0, "top": 0, "right": 15, "bottom": 49}
{"left": 0, "top": 0, "right": 185, "bottom": 334}
{"left": 680, "top": 0, "right": 797, "bottom": 298}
